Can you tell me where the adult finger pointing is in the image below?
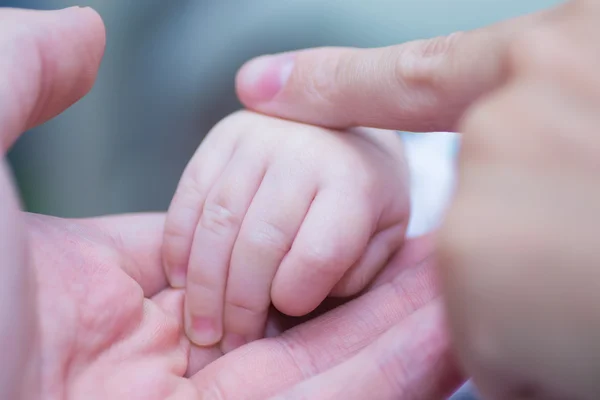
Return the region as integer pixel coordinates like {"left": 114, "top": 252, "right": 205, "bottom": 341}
{"left": 235, "top": 7, "right": 553, "bottom": 132}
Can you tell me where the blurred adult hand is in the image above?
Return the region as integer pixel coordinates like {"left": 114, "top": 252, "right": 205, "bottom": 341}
{"left": 0, "top": 7, "right": 461, "bottom": 399}
{"left": 236, "top": 0, "right": 600, "bottom": 398}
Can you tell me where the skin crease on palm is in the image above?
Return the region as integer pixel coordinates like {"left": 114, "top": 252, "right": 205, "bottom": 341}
{"left": 0, "top": 6, "right": 463, "bottom": 400}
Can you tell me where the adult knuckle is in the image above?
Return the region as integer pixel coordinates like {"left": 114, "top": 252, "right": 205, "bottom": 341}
{"left": 302, "top": 65, "right": 337, "bottom": 106}
{"left": 420, "top": 32, "right": 465, "bottom": 59}
{"left": 298, "top": 49, "right": 344, "bottom": 107}
{"left": 389, "top": 33, "right": 466, "bottom": 128}
{"left": 393, "top": 33, "right": 464, "bottom": 93}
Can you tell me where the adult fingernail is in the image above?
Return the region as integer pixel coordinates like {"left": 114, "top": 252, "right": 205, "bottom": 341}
{"left": 237, "top": 53, "right": 295, "bottom": 104}
{"left": 220, "top": 333, "right": 247, "bottom": 354}
{"left": 188, "top": 316, "right": 221, "bottom": 346}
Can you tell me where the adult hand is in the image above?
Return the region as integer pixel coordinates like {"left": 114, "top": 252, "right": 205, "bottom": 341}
{"left": 0, "top": 7, "right": 462, "bottom": 399}
{"left": 0, "top": 7, "right": 200, "bottom": 399}
{"left": 191, "top": 234, "right": 462, "bottom": 400}
{"left": 0, "top": 6, "right": 105, "bottom": 398}
{"left": 235, "top": 0, "right": 600, "bottom": 398}
{"left": 29, "top": 214, "right": 462, "bottom": 400}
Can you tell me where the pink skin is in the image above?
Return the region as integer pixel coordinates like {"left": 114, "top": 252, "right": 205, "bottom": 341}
{"left": 236, "top": 53, "right": 296, "bottom": 104}
{"left": 162, "top": 111, "right": 411, "bottom": 351}
{"left": 192, "top": 234, "right": 464, "bottom": 400}
{"left": 0, "top": 6, "right": 463, "bottom": 399}
{"left": 20, "top": 214, "right": 463, "bottom": 400}
{"left": 233, "top": 13, "right": 544, "bottom": 134}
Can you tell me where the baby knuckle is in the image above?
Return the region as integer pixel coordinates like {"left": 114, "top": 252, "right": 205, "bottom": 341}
{"left": 177, "top": 175, "right": 205, "bottom": 199}
{"left": 207, "top": 109, "right": 250, "bottom": 137}
{"left": 162, "top": 217, "right": 187, "bottom": 244}
{"left": 200, "top": 201, "right": 240, "bottom": 235}
{"left": 296, "top": 243, "right": 344, "bottom": 277}
{"left": 246, "top": 221, "right": 292, "bottom": 255}
{"left": 305, "top": 245, "right": 338, "bottom": 265}
{"left": 226, "top": 297, "right": 265, "bottom": 319}
{"left": 185, "top": 282, "right": 220, "bottom": 317}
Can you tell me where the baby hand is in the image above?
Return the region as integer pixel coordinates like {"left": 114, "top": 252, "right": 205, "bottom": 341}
{"left": 163, "top": 111, "right": 410, "bottom": 352}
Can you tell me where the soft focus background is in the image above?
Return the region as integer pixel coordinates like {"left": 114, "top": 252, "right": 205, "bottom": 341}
{"left": 3, "top": 0, "right": 562, "bottom": 217}
{"left": 1, "top": 1, "right": 563, "bottom": 398}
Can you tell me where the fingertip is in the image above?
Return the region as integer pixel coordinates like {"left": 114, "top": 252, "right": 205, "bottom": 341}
{"left": 66, "top": 5, "right": 106, "bottom": 40}
{"left": 54, "top": 5, "right": 106, "bottom": 82}
{"left": 60, "top": 5, "right": 106, "bottom": 96}
{"left": 271, "top": 282, "right": 321, "bottom": 317}
{"left": 80, "top": 6, "right": 107, "bottom": 62}
{"left": 235, "top": 53, "right": 295, "bottom": 106}
{"left": 0, "top": 6, "right": 108, "bottom": 147}
{"left": 186, "top": 313, "right": 222, "bottom": 347}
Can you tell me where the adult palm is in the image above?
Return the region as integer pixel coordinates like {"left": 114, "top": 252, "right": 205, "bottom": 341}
{"left": 25, "top": 213, "right": 460, "bottom": 400}
{"left": 0, "top": 7, "right": 462, "bottom": 400}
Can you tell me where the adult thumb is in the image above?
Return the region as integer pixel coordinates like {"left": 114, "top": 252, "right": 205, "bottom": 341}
{"left": 0, "top": 6, "right": 105, "bottom": 152}
{"left": 236, "top": 8, "right": 552, "bottom": 132}
{"left": 0, "top": 7, "right": 104, "bottom": 398}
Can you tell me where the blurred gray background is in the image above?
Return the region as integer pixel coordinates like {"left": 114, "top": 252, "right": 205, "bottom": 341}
{"left": 3, "top": 0, "right": 562, "bottom": 217}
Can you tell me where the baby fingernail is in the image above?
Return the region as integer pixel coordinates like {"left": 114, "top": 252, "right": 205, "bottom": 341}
{"left": 237, "top": 53, "right": 295, "bottom": 103}
{"left": 221, "top": 333, "right": 247, "bottom": 354}
{"left": 188, "top": 316, "right": 220, "bottom": 346}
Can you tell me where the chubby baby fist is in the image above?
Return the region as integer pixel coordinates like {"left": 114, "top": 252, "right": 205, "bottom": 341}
{"left": 163, "top": 111, "right": 410, "bottom": 353}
